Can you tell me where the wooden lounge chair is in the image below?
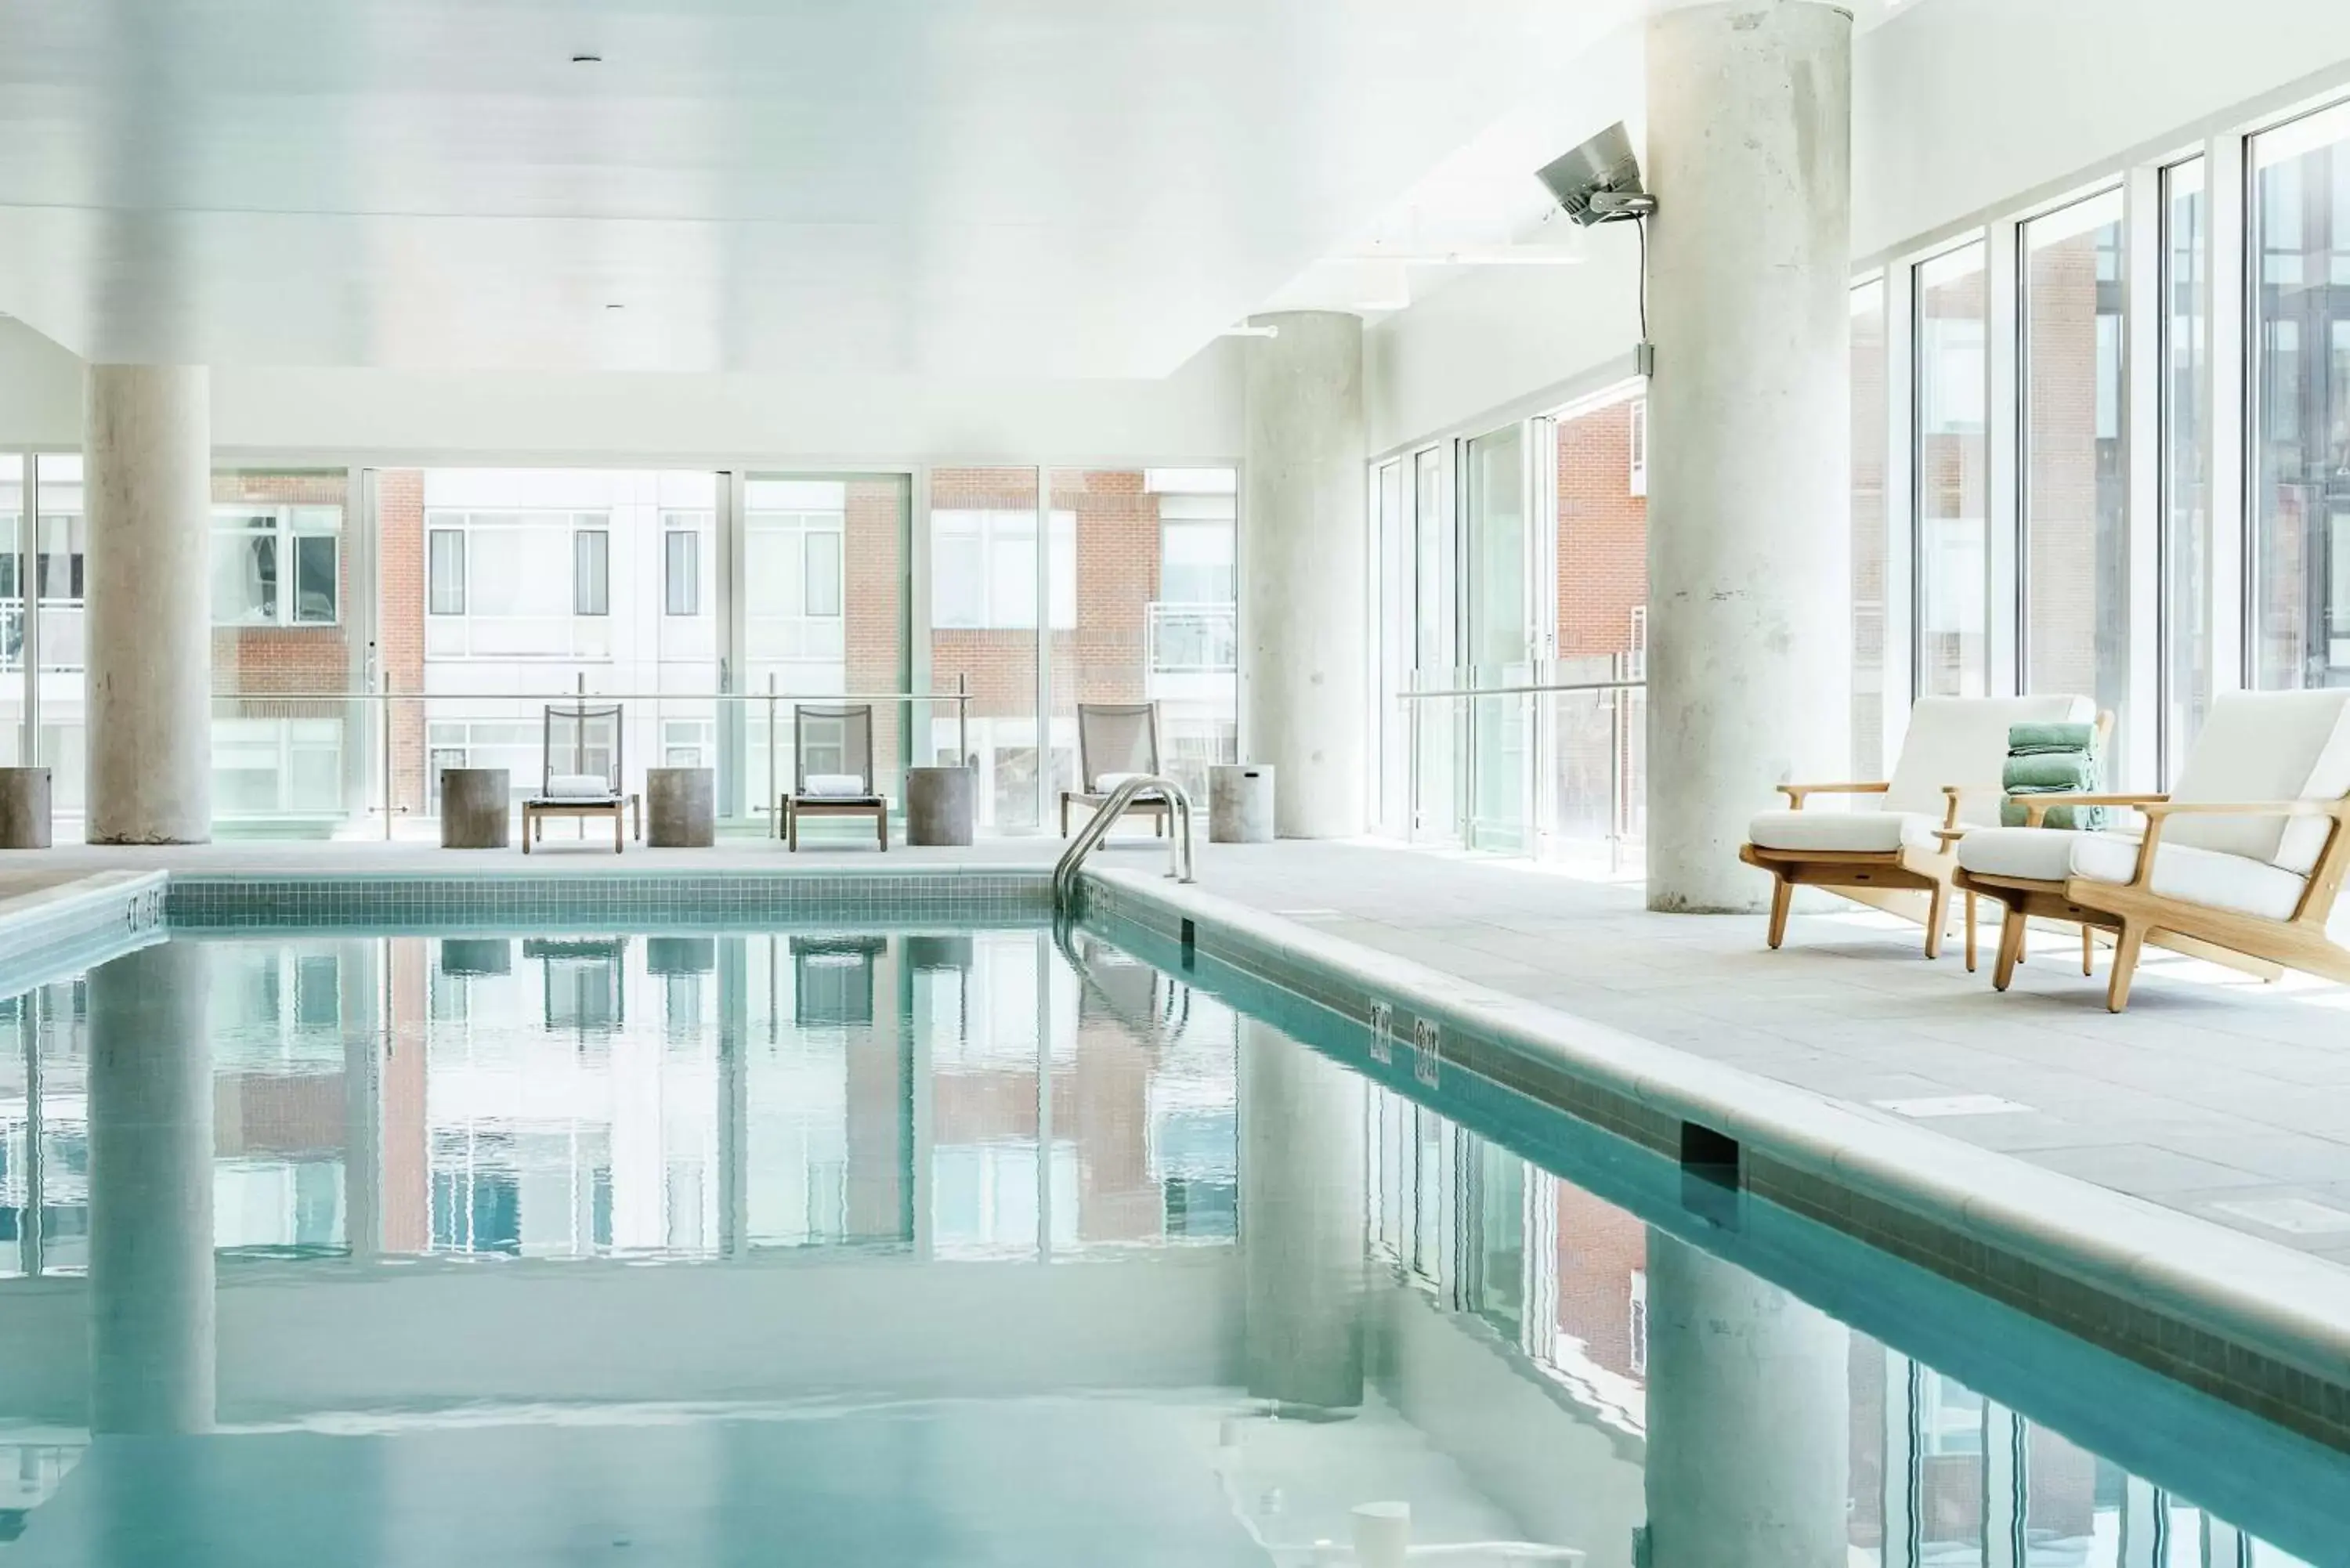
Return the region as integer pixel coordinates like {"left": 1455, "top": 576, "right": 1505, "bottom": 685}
{"left": 522, "top": 704, "right": 638, "bottom": 854}
{"left": 779, "top": 703, "right": 888, "bottom": 851}
{"left": 1954, "top": 690, "right": 2350, "bottom": 1012}
{"left": 1739, "top": 695, "right": 2095, "bottom": 959}
{"left": 1060, "top": 700, "right": 1172, "bottom": 836}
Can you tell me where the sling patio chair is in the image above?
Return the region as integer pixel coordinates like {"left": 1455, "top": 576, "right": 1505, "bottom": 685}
{"left": 780, "top": 703, "right": 888, "bottom": 851}
{"left": 1738, "top": 695, "right": 2096, "bottom": 960}
{"left": 1060, "top": 700, "right": 1173, "bottom": 836}
{"left": 522, "top": 703, "right": 638, "bottom": 854}
{"left": 1953, "top": 689, "right": 2350, "bottom": 1012}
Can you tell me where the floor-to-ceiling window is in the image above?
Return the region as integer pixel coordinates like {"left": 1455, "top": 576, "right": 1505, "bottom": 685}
{"left": 1853, "top": 279, "right": 1890, "bottom": 778}
{"left": 2163, "top": 157, "right": 2213, "bottom": 777}
{"left": 2020, "top": 190, "right": 2130, "bottom": 739}
{"left": 2250, "top": 101, "right": 2350, "bottom": 692}
{"left": 1411, "top": 446, "right": 1456, "bottom": 842}
{"left": 928, "top": 468, "right": 1047, "bottom": 831}
{"left": 1549, "top": 385, "right": 1647, "bottom": 865}
{"left": 1916, "top": 241, "right": 1991, "bottom": 698}
{"left": 1464, "top": 425, "right": 1532, "bottom": 853}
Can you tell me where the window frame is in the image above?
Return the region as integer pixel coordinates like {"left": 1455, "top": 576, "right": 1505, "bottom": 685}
{"left": 210, "top": 503, "right": 342, "bottom": 628}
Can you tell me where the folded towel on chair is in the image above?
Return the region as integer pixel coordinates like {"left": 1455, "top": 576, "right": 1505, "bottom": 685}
{"left": 546, "top": 773, "right": 613, "bottom": 800}
{"left": 2005, "top": 721, "right": 2099, "bottom": 754}
{"left": 801, "top": 773, "right": 870, "bottom": 798}
{"left": 2002, "top": 753, "right": 2097, "bottom": 791}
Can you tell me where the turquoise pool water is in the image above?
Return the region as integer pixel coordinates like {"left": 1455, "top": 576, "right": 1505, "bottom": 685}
{"left": 0, "top": 920, "right": 2343, "bottom": 1566}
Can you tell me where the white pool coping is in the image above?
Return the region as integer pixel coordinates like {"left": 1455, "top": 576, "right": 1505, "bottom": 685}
{"left": 1089, "top": 865, "right": 2350, "bottom": 1393}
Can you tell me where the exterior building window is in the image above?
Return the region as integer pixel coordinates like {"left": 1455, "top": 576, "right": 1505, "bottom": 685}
{"left": 2250, "top": 100, "right": 2350, "bottom": 690}
{"left": 2021, "top": 189, "right": 2130, "bottom": 748}
{"left": 428, "top": 529, "right": 466, "bottom": 616}
{"left": 211, "top": 505, "right": 340, "bottom": 626}
{"left": 804, "top": 531, "right": 842, "bottom": 617}
{"left": 664, "top": 529, "right": 700, "bottom": 617}
{"left": 1853, "top": 277, "right": 1889, "bottom": 777}
{"left": 1627, "top": 398, "right": 1648, "bottom": 498}
{"left": 931, "top": 510, "right": 1076, "bottom": 629}
{"left": 574, "top": 529, "right": 609, "bottom": 616}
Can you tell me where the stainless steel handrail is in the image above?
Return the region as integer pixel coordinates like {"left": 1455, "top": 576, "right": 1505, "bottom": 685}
{"left": 1397, "top": 677, "right": 1646, "bottom": 701}
{"left": 1052, "top": 775, "right": 1196, "bottom": 909}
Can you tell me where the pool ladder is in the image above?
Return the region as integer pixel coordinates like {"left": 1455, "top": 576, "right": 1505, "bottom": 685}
{"left": 1051, "top": 775, "right": 1196, "bottom": 911}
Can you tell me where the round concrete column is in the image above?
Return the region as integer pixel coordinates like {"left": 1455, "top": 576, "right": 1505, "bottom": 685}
{"left": 1242, "top": 311, "right": 1368, "bottom": 839}
{"left": 87, "top": 364, "right": 214, "bottom": 845}
{"left": 1643, "top": 2, "right": 1853, "bottom": 912}
{"left": 1644, "top": 1232, "right": 1848, "bottom": 1568}
{"left": 88, "top": 941, "right": 216, "bottom": 1433}
{"left": 1239, "top": 1020, "right": 1366, "bottom": 1408}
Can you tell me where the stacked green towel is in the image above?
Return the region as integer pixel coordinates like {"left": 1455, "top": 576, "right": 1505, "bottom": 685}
{"left": 2006, "top": 721, "right": 2099, "bottom": 755}
{"left": 1998, "top": 721, "right": 2106, "bottom": 830}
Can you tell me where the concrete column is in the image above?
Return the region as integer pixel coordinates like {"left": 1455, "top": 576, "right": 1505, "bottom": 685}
{"left": 1242, "top": 312, "right": 1368, "bottom": 839}
{"left": 86, "top": 364, "right": 214, "bottom": 844}
{"left": 1239, "top": 1021, "right": 1365, "bottom": 1408}
{"left": 1643, "top": 2, "right": 1853, "bottom": 912}
{"left": 1644, "top": 1231, "right": 1848, "bottom": 1568}
{"left": 87, "top": 941, "right": 215, "bottom": 1433}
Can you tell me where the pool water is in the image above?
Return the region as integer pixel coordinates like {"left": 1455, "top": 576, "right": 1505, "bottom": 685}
{"left": 0, "top": 923, "right": 2343, "bottom": 1566}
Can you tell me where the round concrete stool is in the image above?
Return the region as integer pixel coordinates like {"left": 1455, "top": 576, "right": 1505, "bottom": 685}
{"left": 645, "top": 767, "right": 717, "bottom": 847}
{"left": 1209, "top": 764, "right": 1274, "bottom": 844}
{"left": 906, "top": 765, "right": 975, "bottom": 847}
{"left": 439, "top": 768, "right": 512, "bottom": 849}
{"left": 0, "top": 768, "right": 52, "bottom": 849}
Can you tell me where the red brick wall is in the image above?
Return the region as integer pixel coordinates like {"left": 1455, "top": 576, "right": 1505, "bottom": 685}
{"left": 378, "top": 469, "right": 428, "bottom": 813}
{"left": 1555, "top": 400, "right": 1648, "bottom": 660}
{"left": 844, "top": 479, "right": 908, "bottom": 775}
{"left": 211, "top": 471, "right": 355, "bottom": 735}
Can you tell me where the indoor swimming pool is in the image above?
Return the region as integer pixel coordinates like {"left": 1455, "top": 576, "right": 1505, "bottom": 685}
{"left": 0, "top": 915, "right": 2344, "bottom": 1566}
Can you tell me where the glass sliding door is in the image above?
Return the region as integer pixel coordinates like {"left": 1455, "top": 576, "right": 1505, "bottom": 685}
{"left": 1373, "top": 458, "right": 1409, "bottom": 836}
{"left": 1853, "top": 280, "right": 1889, "bottom": 779}
{"left": 744, "top": 474, "right": 908, "bottom": 824}
{"left": 927, "top": 468, "right": 1044, "bottom": 831}
{"left": 1410, "top": 446, "right": 1457, "bottom": 842}
{"left": 1463, "top": 424, "right": 1533, "bottom": 853}
{"left": 1549, "top": 385, "right": 1649, "bottom": 869}
{"left": 1916, "top": 241, "right": 1991, "bottom": 698}
{"left": 2250, "top": 101, "right": 2350, "bottom": 692}
{"left": 0, "top": 456, "right": 21, "bottom": 771}
{"left": 2020, "top": 190, "right": 2130, "bottom": 746}
{"left": 2162, "top": 158, "right": 2211, "bottom": 778}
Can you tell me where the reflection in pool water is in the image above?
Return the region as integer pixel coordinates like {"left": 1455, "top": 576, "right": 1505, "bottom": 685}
{"left": 0, "top": 927, "right": 2338, "bottom": 1566}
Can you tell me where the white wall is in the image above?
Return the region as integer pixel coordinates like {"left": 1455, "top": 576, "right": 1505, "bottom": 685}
{"left": 0, "top": 318, "right": 1244, "bottom": 467}
{"left": 1365, "top": 0, "right": 2350, "bottom": 455}
{"left": 1853, "top": 0, "right": 2350, "bottom": 259}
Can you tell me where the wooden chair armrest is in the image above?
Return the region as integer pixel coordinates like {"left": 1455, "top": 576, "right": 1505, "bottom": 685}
{"left": 1777, "top": 781, "right": 1890, "bottom": 810}
{"left": 2018, "top": 792, "right": 2167, "bottom": 828}
{"left": 2136, "top": 799, "right": 2350, "bottom": 821}
{"left": 1932, "top": 826, "right": 1971, "bottom": 848}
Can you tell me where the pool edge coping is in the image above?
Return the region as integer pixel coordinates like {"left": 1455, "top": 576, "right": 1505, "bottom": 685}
{"left": 1082, "top": 864, "right": 2350, "bottom": 1394}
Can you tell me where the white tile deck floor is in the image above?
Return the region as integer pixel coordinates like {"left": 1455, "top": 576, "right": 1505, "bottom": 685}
{"left": 9, "top": 831, "right": 2350, "bottom": 1267}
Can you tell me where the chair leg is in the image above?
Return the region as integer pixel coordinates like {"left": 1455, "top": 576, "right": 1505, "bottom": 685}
{"left": 2106, "top": 924, "right": 2145, "bottom": 1013}
{"left": 878, "top": 807, "right": 889, "bottom": 852}
{"left": 1766, "top": 876, "right": 1794, "bottom": 950}
{"left": 2081, "top": 925, "right": 2095, "bottom": 976}
{"left": 1924, "top": 881, "right": 1949, "bottom": 960}
{"left": 613, "top": 808, "right": 624, "bottom": 854}
{"left": 787, "top": 803, "right": 798, "bottom": 852}
{"left": 521, "top": 808, "right": 532, "bottom": 854}
{"left": 1964, "top": 890, "right": 1979, "bottom": 973}
{"left": 1993, "top": 907, "right": 2026, "bottom": 992}
{"left": 1060, "top": 797, "right": 1070, "bottom": 836}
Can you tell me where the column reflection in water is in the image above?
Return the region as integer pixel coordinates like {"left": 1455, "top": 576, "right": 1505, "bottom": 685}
{"left": 1239, "top": 1018, "right": 1365, "bottom": 1410}
{"left": 86, "top": 942, "right": 215, "bottom": 1434}
{"left": 1643, "top": 1230, "right": 1849, "bottom": 1568}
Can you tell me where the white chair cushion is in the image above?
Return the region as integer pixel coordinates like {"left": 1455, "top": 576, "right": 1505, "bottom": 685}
{"left": 801, "top": 773, "right": 869, "bottom": 798}
{"left": 2165, "top": 690, "right": 2350, "bottom": 873}
{"left": 1882, "top": 695, "right": 2095, "bottom": 821}
{"left": 1094, "top": 771, "right": 1148, "bottom": 793}
{"left": 545, "top": 773, "right": 611, "bottom": 800}
{"left": 1747, "top": 808, "right": 1940, "bottom": 854}
{"left": 1958, "top": 828, "right": 2308, "bottom": 922}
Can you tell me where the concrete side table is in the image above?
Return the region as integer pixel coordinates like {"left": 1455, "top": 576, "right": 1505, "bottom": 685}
{"left": 906, "top": 765, "right": 975, "bottom": 847}
{"left": 646, "top": 767, "right": 717, "bottom": 848}
{"left": 440, "top": 768, "right": 512, "bottom": 849}
{"left": 0, "top": 768, "right": 52, "bottom": 849}
{"left": 1209, "top": 764, "right": 1275, "bottom": 844}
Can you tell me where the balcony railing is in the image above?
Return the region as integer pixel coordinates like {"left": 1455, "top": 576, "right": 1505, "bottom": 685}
{"left": 1145, "top": 602, "right": 1238, "bottom": 675}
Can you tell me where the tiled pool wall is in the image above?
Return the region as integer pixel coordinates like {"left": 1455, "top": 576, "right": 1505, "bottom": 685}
{"left": 161, "top": 868, "right": 1054, "bottom": 930}
{"left": 1075, "top": 870, "right": 2350, "bottom": 1456}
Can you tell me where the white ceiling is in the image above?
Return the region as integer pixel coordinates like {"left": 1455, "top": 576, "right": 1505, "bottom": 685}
{"left": 0, "top": 0, "right": 1643, "bottom": 378}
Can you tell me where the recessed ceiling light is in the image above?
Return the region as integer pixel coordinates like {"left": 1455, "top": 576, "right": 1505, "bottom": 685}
{"left": 606, "top": 302, "right": 624, "bottom": 311}
{"left": 572, "top": 52, "right": 602, "bottom": 64}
